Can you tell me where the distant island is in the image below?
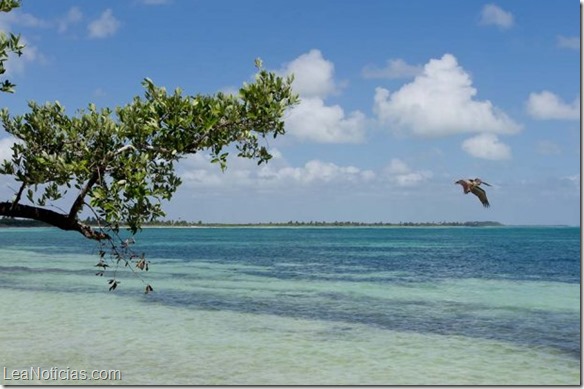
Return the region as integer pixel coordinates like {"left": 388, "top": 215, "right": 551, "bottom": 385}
{"left": 0, "top": 217, "right": 503, "bottom": 228}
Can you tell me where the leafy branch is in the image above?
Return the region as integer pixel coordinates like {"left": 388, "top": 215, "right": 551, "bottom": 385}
{"left": 0, "top": 0, "right": 24, "bottom": 93}
{"left": 0, "top": 60, "right": 298, "bottom": 291}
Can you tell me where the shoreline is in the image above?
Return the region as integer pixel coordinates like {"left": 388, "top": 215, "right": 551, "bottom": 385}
{"left": 0, "top": 224, "right": 578, "bottom": 230}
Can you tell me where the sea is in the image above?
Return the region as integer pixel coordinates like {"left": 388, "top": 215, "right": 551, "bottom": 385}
{"left": 0, "top": 226, "right": 580, "bottom": 385}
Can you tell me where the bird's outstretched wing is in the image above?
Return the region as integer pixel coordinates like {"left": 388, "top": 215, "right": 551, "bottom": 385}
{"left": 473, "top": 178, "right": 491, "bottom": 186}
{"left": 470, "top": 185, "right": 490, "bottom": 207}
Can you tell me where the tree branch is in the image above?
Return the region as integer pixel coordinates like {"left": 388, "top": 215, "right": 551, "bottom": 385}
{"left": 68, "top": 168, "right": 101, "bottom": 220}
{"left": 11, "top": 181, "right": 26, "bottom": 210}
{"left": 185, "top": 117, "right": 253, "bottom": 152}
{"left": 115, "top": 144, "right": 137, "bottom": 155}
{"left": 0, "top": 202, "right": 110, "bottom": 241}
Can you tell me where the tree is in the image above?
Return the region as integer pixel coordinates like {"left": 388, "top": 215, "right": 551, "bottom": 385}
{"left": 0, "top": 69, "right": 298, "bottom": 238}
{"left": 0, "top": 3, "right": 299, "bottom": 292}
{"left": 0, "top": 0, "right": 25, "bottom": 93}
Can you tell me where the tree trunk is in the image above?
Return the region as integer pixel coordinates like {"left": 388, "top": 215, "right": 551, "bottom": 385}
{"left": 0, "top": 202, "right": 109, "bottom": 241}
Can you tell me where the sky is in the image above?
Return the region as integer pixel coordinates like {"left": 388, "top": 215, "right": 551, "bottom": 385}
{"left": 0, "top": 0, "right": 580, "bottom": 226}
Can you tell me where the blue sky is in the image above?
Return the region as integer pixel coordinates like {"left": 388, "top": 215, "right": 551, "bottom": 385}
{"left": 0, "top": 0, "right": 580, "bottom": 225}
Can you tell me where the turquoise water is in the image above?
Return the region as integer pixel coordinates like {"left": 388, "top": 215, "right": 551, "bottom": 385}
{"left": 0, "top": 226, "right": 580, "bottom": 385}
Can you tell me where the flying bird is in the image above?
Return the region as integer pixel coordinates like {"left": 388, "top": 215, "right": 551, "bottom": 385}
{"left": 455, "top": 178, "right": 491, "bottom": 208}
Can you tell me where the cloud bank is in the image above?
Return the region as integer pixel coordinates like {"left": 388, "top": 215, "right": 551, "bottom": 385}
{"left": 373, "top": 53, "right": 521, "bottom": 138}
{"left": 280, "top": 50, "right": 366, "bottom": 143}
{"left": 179, "top": 151, "right": 377, "bottom": 192}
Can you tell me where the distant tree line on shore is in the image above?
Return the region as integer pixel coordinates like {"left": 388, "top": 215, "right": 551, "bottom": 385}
{"left": 194, "top": 220, "right": 504, "bottom": 227}
{"left": 0, "top": 216, "right": 503, "bottom": 228}
{"left": 0, "top": 217, "right": 50, "bottom": 227}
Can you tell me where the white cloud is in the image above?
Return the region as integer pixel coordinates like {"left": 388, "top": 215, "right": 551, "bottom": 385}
{"left": 179, "top": 151, "right": 376, "bottom": 191}
{"left": 267, "top": 160, "right": 375, "bottom": 185}
{"left": 385, "top": 158, "right": 410, "bottom": 175}
{"left": 93, "top": 87, "right": 107, "bottom": 98}
{"left": 279, "top": 50, "right": 366, "bottom": 143}
{"left": 557, "top": 35, "right": 579, "bottom": 50}
{"left": 373, "top": 53, "right": 521, "bottom": 137}
{"left": 561, "top": 174, "right": 579, "bottom": 185}
{"left": 0, "top": 10, "right": 49, "bottom": 32}
{"left": 3, "top": 36, "right": 45, "bottom": 76}
{"left": 383, "top": 158, "right": 432, "bottom": 187}
{"left": 0, "top": 137, "right": 16, "bottom": 162}
{"left": 0, "top": 11, "right": 49, "bottom": 76}
{"left": 526, "top": 91, "right": 579, "bottom": 120}
{"left": 280, "top": 49, "right": 337, "bottom": 99}
{"left": 58, "top": 7, "right": 83, "bottom": 34}
{"left": 362, "top": 58, "right": 422, "bottom": 79}
{"left": 536, "top": 140, "right": 561, "bottom": 156}
{"left": 0, "top": 7, "right": 82, "bottom": 37}
{"left": 479, "top": 4, "right": 514, "bottom": 29}
{"left": 461, "top": 133, "right": 511, "bottom": 160}
{"left": 88, "top": 9, "right": 120, "bottom": 39}
{"left": 392, "top": 172, "right": 430, "bottom": 187}
{"left": 285, "top": 97, "right": 366, "bottom": 143}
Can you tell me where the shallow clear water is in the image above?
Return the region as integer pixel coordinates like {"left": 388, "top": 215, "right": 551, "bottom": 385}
{"left": 0, "top": 226, "right": 580, "bottom": 385}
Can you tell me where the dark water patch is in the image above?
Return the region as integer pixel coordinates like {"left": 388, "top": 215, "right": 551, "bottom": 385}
{"left": 138, "top": 286, "right": 581, "bottom": 360}
{"left": 0, "top": 267, "right": 579, "bottom": 360}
